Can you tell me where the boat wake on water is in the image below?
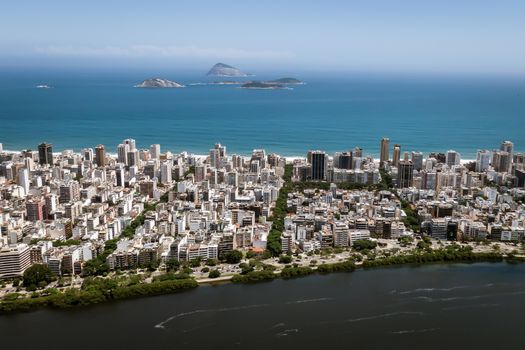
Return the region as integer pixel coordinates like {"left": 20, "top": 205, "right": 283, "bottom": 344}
{"left": 391, "top": 328, "right": 440, "bottom": 335}
{"left": 155, "top": 304, "right": 270, "bottom": 329}
{"left": 285, "top": 297, "right": 333, "bottom": 304}
{"left": 397, "top": 286, "right": 469, "bottom": 295}
{"left": 155, "top": 297, "right": 333, "bottom": 329}
{"left": 347, "top": 311, "right": 424, "bottom": 323}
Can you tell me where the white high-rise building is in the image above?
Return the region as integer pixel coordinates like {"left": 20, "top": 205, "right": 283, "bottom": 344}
{"left": 24, "top": 157, "right": 34, "bottom": 171}
{"left": 160, "top": 162, "right": 172, "bottom": 184}
{"left": 123, "top": 138, "right": 136, "bottom": 151}
{"left": 476, "top": 150, "right": 491, "bottom": 172}
{"left": 0, "top": 142, "right": 3, "bottom": 153}
{"left": 18, "top": 168, "right": 30, "bottom": 195}
{"left": 0, "top": 244, "right": 31, "bottom": 278}
{"left": 83, "top": 148, "right": 94, "bottom": 161}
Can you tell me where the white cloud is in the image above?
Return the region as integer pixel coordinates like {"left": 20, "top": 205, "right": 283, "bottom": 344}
{"left": 35, "top": 45, "right": 294, "bottom": 60}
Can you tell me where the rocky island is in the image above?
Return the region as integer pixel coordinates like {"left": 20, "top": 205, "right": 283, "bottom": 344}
{"left": 134, "top": 78, "right": 185, "bottom": 88}
{"left": 268, "top": 77, "right": 303, "bottom": 84}
{"left": 207, "top": 63, "right": 250, "bottom": 77}
{"left": 240, "top": 81, "right": 286, "bottom": 89}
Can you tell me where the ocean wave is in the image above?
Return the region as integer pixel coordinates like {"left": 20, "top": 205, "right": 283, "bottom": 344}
{"left": 347, "top": 311, "right": 424, "bottom": 323}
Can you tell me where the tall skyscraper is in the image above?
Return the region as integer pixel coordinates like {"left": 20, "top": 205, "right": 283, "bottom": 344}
{"left": 380, "top": 138, "right": 390, "bottom": 167}
{"left": 18, "top": 168, "right": 30, "bottom": 195}
{"left": 476, "top": 150, "right": 491, "bottom": 172}
{"left": 500, "top": 141, "right": 514, "bottom": 172}
{"left": 195, "top": 164, "right": 208, "bottom": 182}
{"left": 117, "top": 143, "right": 130, "bottom": 165}
{"left": 95, "top": 144, "right": 106, "bottom": 167}
{"left": 492, "top": 151, "right": 511, "bottom": 173}
{"left": 83, "top": 148, "right": 94, "bottom": 161}
{"left": 215, "top": 143, "right": 226, "bottom": 158}
{"left": 500, "top": 140, "right": 514, "bottom": 156}
{"left": 445, "top": 150, "right": 460, "bottom": 168}
{"left": 123, "top": 138, "right": 136, "bottom": 151}
{"left": 209, "top": 148, "right": 221, "bottom": 168}
{"left": 26, "top": 198, "right": 45, "bottom": 222}
{"left": 308, "top": 150, "right": 328, "bottom": 181}
{"left": 338, "top": 151, "right": 353, "bottom": 169}
{"left": 127, "top": 150, "right": 139, "bottom": 167}
{"left": 160, "top": 162, "right": 172, "bottom": 184}
{"left": 397, "top": 160, "right": 414, "bottom": 188}
{"left": 150, "top": 144, "right": 161, "bottom": 159}
{"left": 351, "top": 147, "right": 363, "bottom": 158}
{"left": 115, "top": 164, "right": 125, "bottom": 187}
{"left": 392, "top": 144, "right": 401, "bottom": 167}
{"left": 38, "top": 143, "right": 53, "bottom": 166}
{"left": 411, "top": 152, "right": 423, "bottom": 171}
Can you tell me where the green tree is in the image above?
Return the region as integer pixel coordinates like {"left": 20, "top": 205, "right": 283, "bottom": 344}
{"left": 208, "top": 269, "right": 221, "bottom": 279}
{"left": 221, "top": 250, "right": 243, "bottom": 264}
{"left": 23, "top": 264, "right": 56, "bottom": 288}
{"left": 278, "top": 255, "right": 292, "bottom": 264}
{"left": 165, "top": 258, "right": 180, "bottom": 271}
{"left": 205, "top": 258, "right": 218, "bottom": 266}
{"left": 353, "top": 239, "right": 377, "bottom": 251}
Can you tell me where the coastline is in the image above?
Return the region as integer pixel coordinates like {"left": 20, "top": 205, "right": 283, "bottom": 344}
{"left": 1, "top": 149, "right": 478, "bottom": 165}
{"left": 2, "top": 251, "right": 522, "bottom": 315}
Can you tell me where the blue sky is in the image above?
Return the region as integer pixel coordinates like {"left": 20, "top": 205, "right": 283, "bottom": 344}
{"left": 1, "top": 0, "right": 524, "bottom": 73}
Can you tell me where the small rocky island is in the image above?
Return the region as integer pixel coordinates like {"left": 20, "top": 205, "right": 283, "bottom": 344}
{"left": 268, "top": 77, "right": 303, "bottom": 84}
{"left": 135, "top": 78, "right": 185, "bottom": 88}
{"left": 241, "top": 81, "right": 285, "bottom": 89}
{"left": 207, "top": 63, "right": 250, "bottom": 77}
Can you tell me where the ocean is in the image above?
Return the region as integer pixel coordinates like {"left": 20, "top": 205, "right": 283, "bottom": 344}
{"left": 0, "top": 69, "right": 524, "bottom": 158}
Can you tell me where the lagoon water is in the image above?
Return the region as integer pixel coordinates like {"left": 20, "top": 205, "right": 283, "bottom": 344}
{"left": 1, "top": 263, "right": 524, "bottom": 350}
{"left": 0, "top": 69, "right": 524, "bottom": 158}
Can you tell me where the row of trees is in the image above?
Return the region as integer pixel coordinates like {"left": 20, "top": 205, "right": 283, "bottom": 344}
{"left": 1, "top": 275, "right": 198, "bottom": 313}
{"left": 266, "top": 164, "right": 294, "bottom": 256}
{"left": 363, "top": 245, "right": 503, "bottom": 268}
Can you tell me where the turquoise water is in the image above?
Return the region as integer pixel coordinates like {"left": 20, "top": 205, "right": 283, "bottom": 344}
{"left": 1, "top": 69, "right": 524, "bottom": 158}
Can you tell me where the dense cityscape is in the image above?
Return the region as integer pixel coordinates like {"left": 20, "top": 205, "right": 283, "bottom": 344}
{"left": 0, "top": 138, "right": 524, "bottom": 310}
